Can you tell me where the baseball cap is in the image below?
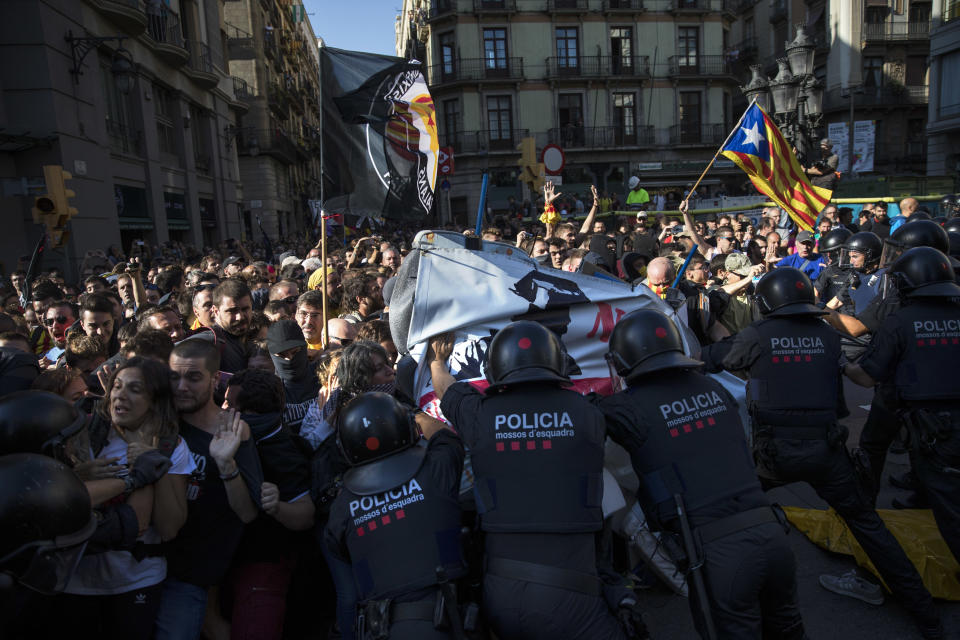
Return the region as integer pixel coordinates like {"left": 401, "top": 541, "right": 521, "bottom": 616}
{"left": 724, "top": 252, "right": 754, "bottom": 276}
{"left": 223, "top": 255, "right": 243, "bottom": 267}
{"left": 796, "top": 230, "right": 815, "bottom": 244}
{"left": 267, "top": 319, "right": 306, "bottom": 356}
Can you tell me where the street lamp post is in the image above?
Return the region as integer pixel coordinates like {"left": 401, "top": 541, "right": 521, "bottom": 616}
{"left": 742, "top": 25, "right": 822, "bottom": 163}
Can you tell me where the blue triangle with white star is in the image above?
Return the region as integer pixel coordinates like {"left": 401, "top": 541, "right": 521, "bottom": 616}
{"left": 723, "top": 105, "right": 770, "bottom": 161}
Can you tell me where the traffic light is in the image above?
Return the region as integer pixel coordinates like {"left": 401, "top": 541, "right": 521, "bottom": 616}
{"left": 516, "top": 136, "right": 545, "bottom": 192}
{"left": 33, "top": 165, "right": 78, "bottom": 248}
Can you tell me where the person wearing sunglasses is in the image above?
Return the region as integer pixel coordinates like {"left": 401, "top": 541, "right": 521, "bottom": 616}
{"left": 42, "top": 300, "right": 76, "bottom": 365}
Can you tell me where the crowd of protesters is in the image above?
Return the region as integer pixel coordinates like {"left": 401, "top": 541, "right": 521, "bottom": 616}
{"left": 0, "top": 179, "right": 959, "bottom": 640}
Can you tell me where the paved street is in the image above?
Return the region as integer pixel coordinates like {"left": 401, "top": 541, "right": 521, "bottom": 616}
{"left": 640, "top": 379, "right": 960, "bottom": 638}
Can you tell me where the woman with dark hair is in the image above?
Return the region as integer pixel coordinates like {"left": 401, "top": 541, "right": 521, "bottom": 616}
{"left": 57, "top": 357, "right": 195, "bottom": 639}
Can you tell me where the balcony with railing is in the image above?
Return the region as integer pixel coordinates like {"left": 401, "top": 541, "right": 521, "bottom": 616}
{"left": 145, "top": 13, "right": 188, "bottom": 65}
{"left": 769, "top": 0, "right": 787, "bottom": 22}
{"left": 602, "top": 0, "right": 644, "bottom": 12}
{"left": 669, "top": 123, "right": 725, "bottom": 145}
{"left": 427, "top": 0, "right": 457, "bottom": 20}
{"left": 545, "top": 55, "right": 651, "bottom": 79}
{"left": 669, "top": 0, "right": 716, "bottom": 14}
{"left": 667, "top": 55, "right": 732, "bottom": 77}
{"left": 862, "top": 21, "right": 931, "bottom": 42}
{"left": 263, "top": 28, "right": 280, "bottom": 61}
{"left": 427, "top": 57, "right": 524, "bottom": 85}
{"left": 548, "top": 0, "right": 588, "bottom": 12}
{"left": 106, "top": 120, "right": 142, "bottom": 156}
{"left": 546, "top": 125, "right": 655, "bottom": 148}
{"left": 822, "top": 85, "right": 929, "bottom": 111}
{"left": 445, "top": 128, "right": 529, "bottom": 154}
{"left": 88, "top": 0, "right": 147, "bottom": 34}
{"left": 232, "top": 76, "right": 252, "bottom": 101}
{"left": 268, "top": 84, "right": 290, "bottom": 119}
{"left": 185, "top": 41, "right": 218, "bottom": 87}
{"left": 473, "top": 0, "right": 517, "bottom": 13}
{"left": 239, "top": 128, "right": 298, "bottom": 165}
{"left": 726, "top": 36, "right": 758, "bottom": 62}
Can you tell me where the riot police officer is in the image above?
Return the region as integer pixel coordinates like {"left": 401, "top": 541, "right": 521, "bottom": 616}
{"left": 0, "top": 453, "right": 97, "bottom": 635}
{"left": 601, "top": 308, "right": 806, "bottom": 639}
{"left": 843, "top": 247, "right": 960, "bottom": 565}
{"left": 814, "top": 227, "right": 852, "bottom": 303}
{"left": 703, "top": 268, "right": 943, "bottom": 639}
{"left": 836, "top": 232, "right": 885, "bottom": 317}
{"left": 428, "top": 321, "right": 633, "bottom": 640}
{"left": 324, "top": 392, "right": 466, "bottom": 640}
{"left": 824, "top": 221, "right": 954, "bottom": 494}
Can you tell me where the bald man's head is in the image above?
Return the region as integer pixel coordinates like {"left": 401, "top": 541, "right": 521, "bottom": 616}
{"left": 646, "top": 257, "right": 675, "bottom": 286}
{"left": 324, "top": 318, "right": 358, "bottom": 349}
{"left": 899, "top": 197, "right": 919, "bottom": 217}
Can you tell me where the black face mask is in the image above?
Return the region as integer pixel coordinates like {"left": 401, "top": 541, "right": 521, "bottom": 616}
{"left": 271, "top": 347, "right": 308, "bottom": 381}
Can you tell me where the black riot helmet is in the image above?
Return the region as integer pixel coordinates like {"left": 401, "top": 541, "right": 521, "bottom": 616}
{"left": 888, "top": 247, "right": 960, "bottom": 299}
{"left": 944, "top": 217, "right": 960, "bottom": 235}
{"left": 941, "top": 194, "right": 960, "bottom": 218}
{"left": 839, "top": 231, "right": 883, "bottom": 272}
{"left": 880, "top": 220, "right": 950, "bottom": 268}
{"left": 949, "top": 232, "right": 960, "bottom": 260}
{"left": 0, "top": 391, "right": 86, "bottom": 460}
{"left": 0, "top": 453, "right": 96, "bottom": 594}
{"left": 819, "top": 227, "right": 852, "bottom": 264}
{"left": 337, "top": 392, "right": 425, "bottom": 496}
{"left": 606, "top": 309, "right": 702, "bottom": 384}
{"left": 754, "top": 267, "right": 824, "bottom": 317}
{"left": 485, "top": 321, "right": 569, "bottom": 389}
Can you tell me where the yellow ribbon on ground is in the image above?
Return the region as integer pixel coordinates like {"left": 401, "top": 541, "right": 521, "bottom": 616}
{"left": 784, "top": 506, "right": 960, "bottom": 601}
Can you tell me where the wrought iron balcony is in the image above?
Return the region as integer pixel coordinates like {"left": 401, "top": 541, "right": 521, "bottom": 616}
{"left": 667, "top": 55, "right": 733, "bottom": 77}
{"left": 602, "top": 0, "right": 644, "bottom": 12}
{"left": 822, "top": 85, "right": 929, "bottom": 111}
{"left": 473, "top": 0, "right": 517, "bottom": 12}
{"left": 545, "top": 55, "right": 651, "bottom": 79}
{"left": 668, "top": 123, "right": 725, "bottom": 145}
{"left": 548, "top": 0, "right": 588, "bottom": 12}
{"left": 862, "top": 21, "right": 931, "bottom": 42}
{"left": 444, "top": 129, "right": 530, "bottom": 154}
{"left": 546, "top": 125, "right": 656, "bottom": 148}
{"left": 427, "top": 0, "right": 457, "bottom": 19}
{"left": 427, "top": 57, "right": 524, "bottom": 85}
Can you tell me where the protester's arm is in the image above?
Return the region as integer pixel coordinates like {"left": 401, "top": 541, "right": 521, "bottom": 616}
{"left": 345, "top": 238, "right": 370, "bottom": 269}
{"left": 262, "top": 483, "right": 315, "bottom": 531}
{"left": 415, "top": 411, "right": 451, "bottom": 439}
{"left": 823, "top": 308, "right": 869, "bottom": 337}
{"left": 210, "top": 412, "right": 259, "bottom": 524}
{"left": 84, "top": 477, "right": 126, "bottom": 506}
{"left": 427, "top": 333, "right": 456, "bottom": 402}
{"left": 720, "top": 264, "right": 764, "bottom": 295}
{"left": 842, "top": 363, "right": 876, "bottom": 388}
{"left": 578, "top": 185, "right": 600, "bottom": 235}
{"left": 679, "top": 200, "right": 710, "bottom": 257}
{"left": 234, "top": 238, "right": 254, "bottom": 264}
{"left": 128, "top": 261, "right": 147, "bottom": 309}
{"left": 152, "top": 474, "right": 188, "bottom": 540}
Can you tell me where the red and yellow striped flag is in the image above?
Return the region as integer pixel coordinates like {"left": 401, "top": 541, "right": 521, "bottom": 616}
{"left": 720, "top": 103, "right": 832, "bottom": 231}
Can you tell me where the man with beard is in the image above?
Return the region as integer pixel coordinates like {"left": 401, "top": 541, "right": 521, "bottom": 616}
{"left": 340, "top": 273, "right": 384, "bottom": 324}
{"left": 155, "top": 338, "right": 263, "bottom": 640}
{"left": 295, "top": 290, "right": 328, "bottom": 351}
{"left": 211, "top": 279, "right": 254, "bottom": 373}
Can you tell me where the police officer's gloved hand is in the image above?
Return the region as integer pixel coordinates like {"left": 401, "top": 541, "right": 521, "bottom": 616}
{"left": 125, "top": 449, "right": 173, "bottom": 493}
{"left": 617, "top": 596, "right": 650, "bottom": 640}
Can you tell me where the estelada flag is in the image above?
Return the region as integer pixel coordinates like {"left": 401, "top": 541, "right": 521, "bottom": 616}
{"left": 320, "top": 47, "right": 438, "bottom": 220}
{"left": 720, "top": 103, "right": 832, "bottom": 231}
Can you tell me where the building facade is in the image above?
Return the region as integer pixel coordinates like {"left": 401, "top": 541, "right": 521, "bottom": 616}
{"left": 398, "top": 0, "right": 746, "bottom": 225}
{"left": 725, "top": 0, "right": 932, "bottom": 179}
{"left": 224, "top": 0, "right": 323, "bottom": 241}
{"left": 928, "top": 0, "right": 960, "bottom": 178}
{"left": 0, "top": 0, "right": 248, "bottom": 277}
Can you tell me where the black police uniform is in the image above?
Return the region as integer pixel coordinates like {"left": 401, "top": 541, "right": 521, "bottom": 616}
{"left": 713, "top": 315, "right": 940, "bottom": 630}
{"left": 325, "top": 430, "right": 467, "bottom": 640}
{"left": 599, "top": 369, "right": 805, "bottom": 639}
{"left": 814, "top": 263, "right": 851, "bottom": 304}
{"left": 857, "top": 298, "right": 960, "bottom": 563}
{"left": 440, "top": 382, "right": 627, "bottom": 640}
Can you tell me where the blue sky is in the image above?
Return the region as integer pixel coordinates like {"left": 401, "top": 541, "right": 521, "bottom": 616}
{"left": 304, "top": 0, "right": 401, "bottom": 56}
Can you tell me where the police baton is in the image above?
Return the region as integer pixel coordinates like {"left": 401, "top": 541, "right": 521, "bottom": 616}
{"left": 436, "top": 566, "right": 466, "bottom": 640}
{"left": 674, "top": 494, "right": 717, "bottom": 640}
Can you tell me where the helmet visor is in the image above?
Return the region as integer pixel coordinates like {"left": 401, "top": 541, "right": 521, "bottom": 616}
{"left": 838, "top": 247, "right": 867, "bottom": 271}
{"left": 4, "top": 514, "right": 96, "bottom": 595}
{"left": 605, "top": 353, "right": 626, "bottom": 394}
{"left": 879, "top": 272, "right": 899, "bottom": 300}
{"left": 880, "top": 240, "right": 904, "bottom": 269}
